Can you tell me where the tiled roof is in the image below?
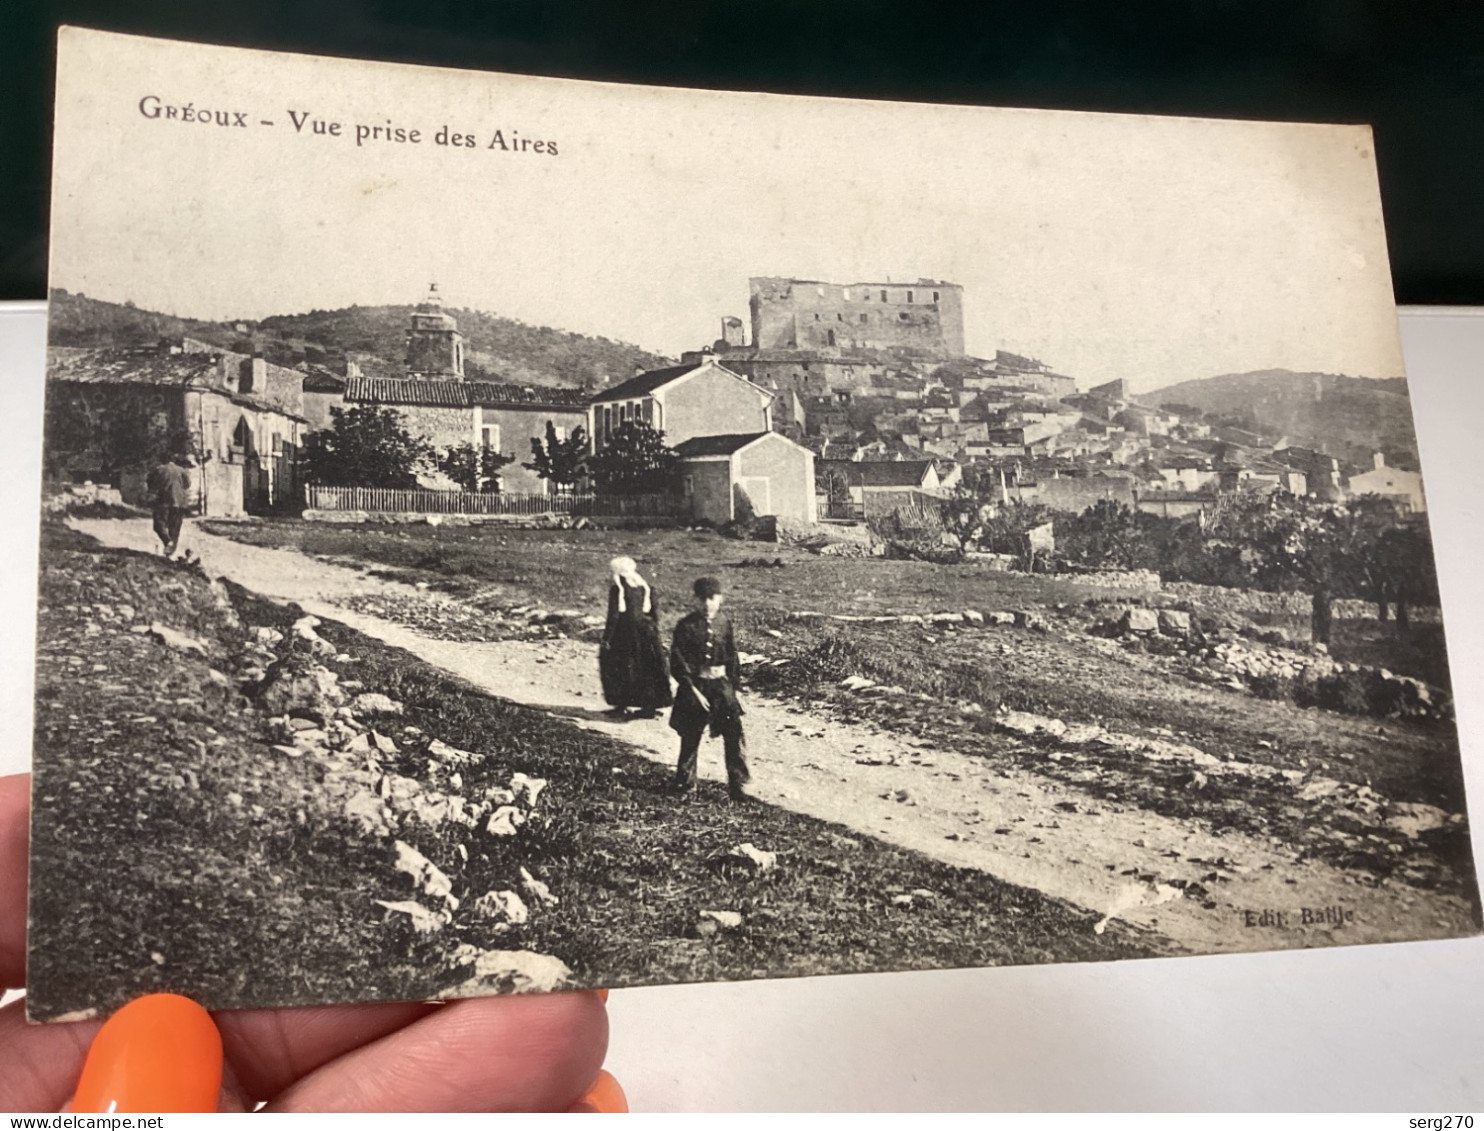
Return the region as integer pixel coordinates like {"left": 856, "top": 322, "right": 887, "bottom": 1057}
{"left": 345, "top": 377, "right": 588, "bottom": 409}
{"left": 819, "top": 459, "right": 935, "bottom": 487}
{"left": 345, "top": 378, "right": 471, "bottom": 407}
{"left": 464, "top": 381, "right": 589, "bottom": 409}
{"left": 588, "top": 363, "right": 703, "bottom": 404}
{"left": 47, "top": 348, "right": 307, "bottom": 422}
{"left": 300, "top": 365, "right": 348, "bottom": 393}
{"left": 673, "top": 432, "right": 771, "bottom": 458}
{"left": 47, "top": 348, "right": 217, "bottom": 386}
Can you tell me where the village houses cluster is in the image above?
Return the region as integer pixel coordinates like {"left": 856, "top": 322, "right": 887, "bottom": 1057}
{"left": 46, "top": 279, "right": 1425, "bottom": 523}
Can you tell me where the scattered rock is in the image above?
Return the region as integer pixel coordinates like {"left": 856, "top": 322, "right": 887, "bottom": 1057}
{"left": 509, "top": 773, "right": 548, "bottom": 808}
{"left": 1119, "top": 607, "right": 1160, "bottom": 635}
{"left": 698, "top": 909, "right": 743, "bottom": 929}
{"left": 1157, "top": 609, "right": 1192, "bottom": 637}
{"left": 290, "top": 615, "right": 338, "bottom": 658}
{"left": 344, "top": 792, "right": 391, "bottom": 836}
{"left": 392, "top": 840, "right": 456, "bottom": 906}
{"left": 441, "top": 949, "right": 573, "bottom": 997}
{"left": 350, "top": 692, "right": 404, "bottom": 716}
{"left": 712, "top": 842, "right": 778, "bottom": 872}
{"left": 427, "top": 738, "right": 479, "bottom": 765}
{"left": 962, "top": 609, "right": 985, "bottom": 625}
{"left": 520, "top": 866, "right": 559, "bottom": 906}
{"left": 375, "top": 899, "right": 450, "bottom": 935}
{"left": 471, "top": 889, "right": 530, "bottom": 926}
{"left": 148, "top": 622, "right": 209, "bottom": 657}
{"left": 254, "top": 654, "right": 346, "bottom": 723}
{"left": 486, "top": 806, "right": 527, "bottom": 837}
{"left": 1386, "top": 802, "right": 1454, "bottom": 839}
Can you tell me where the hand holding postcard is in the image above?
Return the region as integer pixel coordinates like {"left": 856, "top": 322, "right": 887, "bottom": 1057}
{"left": 28, "top": 26, "right": 1477, "bottom": 1021}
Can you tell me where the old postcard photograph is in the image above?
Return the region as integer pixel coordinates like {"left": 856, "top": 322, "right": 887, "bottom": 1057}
{"left": 28, "top": 26, "right": 1478, "bottom": 1020}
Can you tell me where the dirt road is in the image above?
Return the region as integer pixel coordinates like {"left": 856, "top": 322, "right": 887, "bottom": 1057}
{"left": 72, "top": 518, "right": 1478, "bottom": 954}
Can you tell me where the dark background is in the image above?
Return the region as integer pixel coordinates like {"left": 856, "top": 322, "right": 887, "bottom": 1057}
{"left": 3, "top": 0, "right": 1483, "bottom": 306}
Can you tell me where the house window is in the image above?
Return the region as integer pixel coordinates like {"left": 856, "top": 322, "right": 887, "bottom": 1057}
{"left": 836, "top": 313, "right": 843, "bottom": 321}
{"left": 642, "top": 400, "right": 654, "bottom": 424}
{"left": 899, "top": 312, "right": 910, "bottom": 321}
{"left": 907, "top": 291, "right": 914, "bottom": 303}
{"left": 552, "top": 424, "right": 568, "bottom": 441}
{"left": 814, "top": 313, "right": 821, "bottom": 321}
{"left": 880, "top": 289, "right": 887, "bottom": 302}
{"left": 827, "top": 330, "right": 836, "bottom": 346}
{"left": 682, "top": 475, "right": 694, "bottom": 497}
{"left": 859, "top": 313, "right": 868, "bottom": 323}
{"left": 481, "top": 425, "right": 501, "bottom": 451}
{"left": 843, "top": 289, "right": 851, "bottom": 301}
{"left": 933, "top": 291, "right": 940, "bottom": 302}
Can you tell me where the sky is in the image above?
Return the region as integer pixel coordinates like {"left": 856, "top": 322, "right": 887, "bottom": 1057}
{"left": 48, "top": 29, "right": 1407, "bottom": 394}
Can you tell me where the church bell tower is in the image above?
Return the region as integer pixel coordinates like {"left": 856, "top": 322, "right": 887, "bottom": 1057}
{"left": 405, "top": 283, "right": 465, "bottom": 380}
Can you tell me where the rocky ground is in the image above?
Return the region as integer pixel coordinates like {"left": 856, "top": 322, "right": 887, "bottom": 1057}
{"left": 28, "top": 522, "right": 1157, "bottom": 1020}
{"left": 65, "top": 517, "right": 1482, "bottom": 968}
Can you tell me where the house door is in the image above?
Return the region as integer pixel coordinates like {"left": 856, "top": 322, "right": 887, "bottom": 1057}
{"left": 740, "top": 476, "right": 771, "bottom": 516}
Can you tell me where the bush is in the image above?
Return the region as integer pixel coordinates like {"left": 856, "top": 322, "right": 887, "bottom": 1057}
{"left": 1248, "top": 673, "right": 1295, "bottom": 702}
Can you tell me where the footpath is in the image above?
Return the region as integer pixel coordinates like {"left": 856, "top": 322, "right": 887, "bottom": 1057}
{"left": 72, "top": 518, "right": 1479, "bottom": 954}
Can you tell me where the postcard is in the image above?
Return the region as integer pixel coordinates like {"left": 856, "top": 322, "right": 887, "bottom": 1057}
{"left": 29, "top": 26, "right": 1477, "bottom": 1020}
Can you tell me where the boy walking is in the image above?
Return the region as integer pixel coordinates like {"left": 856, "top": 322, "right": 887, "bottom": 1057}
{"left": 669, "top": 576, "right": 751, "bottom": 802}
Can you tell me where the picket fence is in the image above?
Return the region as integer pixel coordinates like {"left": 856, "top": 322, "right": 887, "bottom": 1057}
{"left": 304, "top": 485, "right": 678, "bottom": 517}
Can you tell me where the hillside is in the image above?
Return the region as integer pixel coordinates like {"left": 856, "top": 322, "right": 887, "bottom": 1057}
{"left": 46, "top": 290, "right": 673, "bottom": 388}
{"left": 1141, "top": 369, "right": 1419, "bottom": 470}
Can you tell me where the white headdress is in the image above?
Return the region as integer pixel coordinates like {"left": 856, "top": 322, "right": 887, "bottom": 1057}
{"left": 610, "top": 556, "right": 651, "bottom": 614}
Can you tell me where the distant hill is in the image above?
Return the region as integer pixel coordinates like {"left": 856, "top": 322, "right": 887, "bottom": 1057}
{"left": 1140, "top": 369, "right": 1419, "bottom": 471}
{"left": 46, "top": 290, "right": 673, "bottom": 389}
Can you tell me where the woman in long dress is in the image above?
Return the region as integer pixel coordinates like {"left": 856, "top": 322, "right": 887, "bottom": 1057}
{"left": 599, "top": 556, "right": 674, "bottom": 718}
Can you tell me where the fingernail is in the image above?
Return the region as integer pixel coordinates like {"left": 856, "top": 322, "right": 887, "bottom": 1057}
{"left": 595, "top": 988, "right": 609, "bottom": 1003}
{"left": 569, "top": 1069, "right": 628, "bottom": 1113}
{"left": 73, "top": 993, "right": 223, "bottom": 1113}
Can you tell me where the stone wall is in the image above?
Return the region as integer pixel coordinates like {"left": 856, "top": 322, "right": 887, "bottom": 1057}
{"left": 748, "top": 277, "right": 965, "bottom": 357}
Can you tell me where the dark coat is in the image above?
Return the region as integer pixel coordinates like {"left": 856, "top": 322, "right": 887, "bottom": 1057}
{"left": 668, "top": 610, "right": 744, "bottom": 737}
{"left": 599, "top": 579, "right": 673, "bottom": 709}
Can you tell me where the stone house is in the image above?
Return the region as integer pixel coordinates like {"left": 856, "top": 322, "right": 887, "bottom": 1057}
{"left": 588, "top": 357, "right": 774, "bottom": 451}
{"left": 1346, "top": 452, "right": 1426, "bottom": 513}
{"left": 820, "top": 459, "right": 944, "bottom": 517}
{"left": 46, "top": 343, "right": 308, "bottom": 517}
{"left": 674, "top": 432, "right": 817, "bottom": 525}
{"left": 342, "top": 377, "right": 589, "bottom": 494}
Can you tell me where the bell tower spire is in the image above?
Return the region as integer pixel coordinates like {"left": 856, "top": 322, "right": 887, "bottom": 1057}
{"left": 405, "top": 282, "right": 465, "bottom": 380}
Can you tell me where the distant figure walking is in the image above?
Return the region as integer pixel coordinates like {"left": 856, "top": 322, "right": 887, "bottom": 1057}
{"left": 599, "top": 556, "right": 674, "bottom": 719}
{"left": 669, "top": 576, "right": 752, "bottom": 802}
{"left": 146, "top": 454, "right": 193, "bottom": 558}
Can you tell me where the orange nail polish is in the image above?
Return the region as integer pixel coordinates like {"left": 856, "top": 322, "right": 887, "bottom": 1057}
{"left": 595, "top": 988, "right": 609, "bottom": 1003}
{"left": 570, "top": 1069, "right": 628, "bottom": 1113}
{"left": 73, "top": 993, "right": 223, "bottom": 1113}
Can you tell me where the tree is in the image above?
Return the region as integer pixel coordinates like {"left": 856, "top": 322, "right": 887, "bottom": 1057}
{"left": 523, "top": 421, "right": 589, "bottom": 492}
{"left": 1200, "top": 492, "right": 1423, "bottom": 645}
{"left": 44, "top": 386, "right": 197, "bottom": 480}
{"left": 437, "top": 442, "right": 514, "bottom": 493}
{"left": 586, "top": 421, "right": 678, "bottom": 496}
{"left": 300, "top": 405, "right": 432, "bottom": 488}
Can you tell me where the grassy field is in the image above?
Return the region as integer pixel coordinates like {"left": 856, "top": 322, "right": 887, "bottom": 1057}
{"left": 199, "top": 519, "right": 1477, "bottom": 901}
{"left": 27, "top": 524, "right": 1163, "bottom": 1020}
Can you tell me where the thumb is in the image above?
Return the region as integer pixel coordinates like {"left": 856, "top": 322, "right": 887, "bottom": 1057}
{"left": 72, "top": 994, "right": 225, "bottom": 1113}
